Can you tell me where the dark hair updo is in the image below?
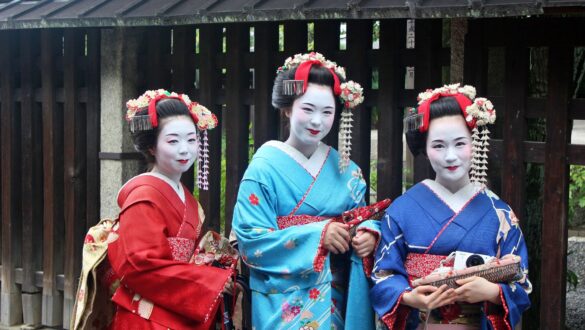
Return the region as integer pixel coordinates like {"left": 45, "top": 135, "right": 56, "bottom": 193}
{"left": 272, "top": 64, "right": 345, "bottom": 115}
{"left": 131, "top": 98, "right": 195, "bottom": 165}
{"left": 405, "top": 96, "right": 469, "bottom": 156}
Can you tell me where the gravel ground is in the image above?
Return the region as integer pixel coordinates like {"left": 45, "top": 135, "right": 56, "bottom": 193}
{"left": 566, "top": 237, "right": 585, "bottom": 330}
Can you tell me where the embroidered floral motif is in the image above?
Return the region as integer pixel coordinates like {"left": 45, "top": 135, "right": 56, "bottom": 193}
{"left": 277, "top": 215, "right": 328, "bottom": 230}
{"left": 167, "top": 237, "right": 196, "bottom": 262}
{"left": 309, "top": 288, "right": 321, "bottom": 300}
{"left": 404, "top": 253, "right": 447, "bottom": 279}
{"left": 281, "top": 299, "right": 304, "bottom": 322}
{"left": 347, "top": 168, "right": 366, "bottom": 203}
{"left": 299, "top": 320, "right": 320, "bottom": 330}
{"left": 249, "top": 193, "right": 260, "bottom": 205}
{"left": 254, "top": 249, "right": 263, "bottom": 258}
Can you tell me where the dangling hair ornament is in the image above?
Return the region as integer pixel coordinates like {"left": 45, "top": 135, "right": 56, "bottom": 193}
{"left": 277, "top": 52, "right": 364, "bottom": 173}
{"left": 125, "top": 89, "right": 218, "bottom": 190}
{"left": 405, "top": 83, "right": 496, "bottom": 186}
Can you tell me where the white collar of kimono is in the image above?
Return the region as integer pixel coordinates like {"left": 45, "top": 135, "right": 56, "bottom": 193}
{"left": 422, "top": 179, "right": 477, "bottom": 213}
{"left": 265, "top": 140, "right": 329, "bottom": 177}
{"left": 142, "top": 172, "right": 185, "bottom": 203}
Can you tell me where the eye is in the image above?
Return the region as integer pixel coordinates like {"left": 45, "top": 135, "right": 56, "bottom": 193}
{"left": 323, "top": 110, "right": 333, "bottom": 115}
{"left": 432, "top": 144, "right": 444, "bottom": 149}
{"left": 188, "top": 138, "right": 197, "bottom": 143}
{"left": 302, "top": 107, "right": 314, "bottom": 113}
{"left": 456, "top": 141, "right": 467, "bottom": 147}
{"left": 168, "top": 139, "right": 178, "bottom": 144}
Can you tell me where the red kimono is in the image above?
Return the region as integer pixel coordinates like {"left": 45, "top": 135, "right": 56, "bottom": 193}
{"left": 107, "top": 174, "right": 231, "bottom": 329}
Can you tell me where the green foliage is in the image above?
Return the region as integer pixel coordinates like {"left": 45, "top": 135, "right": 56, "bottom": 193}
{"left": 569, "top": 165, "right": 585, "bottom": 226}
{"left": 567, "top": 250, "right": 580, "bottom": 291}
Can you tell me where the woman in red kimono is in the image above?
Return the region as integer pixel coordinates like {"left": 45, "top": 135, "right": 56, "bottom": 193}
{"left": 106, "top": 89, "right": 232, "bottom": 329}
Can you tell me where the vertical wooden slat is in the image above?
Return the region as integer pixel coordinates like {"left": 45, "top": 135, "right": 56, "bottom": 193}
{"left": 377, "top": 19, "right": 406, "bottom": 201}
{"left": 41, "top": 29, "right": 64, "bottom": 327}
{"left": 173, "top": 25, "right": 197, "bottom": 191}
{"left": 413, "top": 19, "right": 442, "bottom": 183}
{"left": 280, "top": 21, "right": 308, "bottom": 140}
{"left": 313, "top": 20, "right": 340, "bottom": 148}
{"left": 198, "top": 24, "right": 223, "bottom": 233}
{"left": 62, "top": 29, "right": 87, "bottom": 327}
{"left": 463, "top": 20, "right": 488, "bottom": 94}
{"left": 20, "top": 29, "right": 43, "bottom": 326}
{"left": 541, "top": 46, "right": 572, "bottom": 330}
{"left": 0, "top": 30, "right": 23, "bottom": 326}
{"left": 346, "top": 20, "right": 373, "bottom": 200}
{"left": 253, "top": 22, "right": 279, "bottom": 149}
{"left": 224, "top": 23, "right": 250, "bottom": 237}
{"left": 86, "top": 29, "right": 101, "bottom": 228}
{"left": 145, "top": 27, "right": 172, "bottom": 90}
{"left": 501, "top": 46, "right": 528, "bottom": 218}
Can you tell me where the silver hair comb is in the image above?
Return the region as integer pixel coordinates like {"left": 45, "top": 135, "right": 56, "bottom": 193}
{"left": 129, "top": 115, "right": 154, "bottom": 133}
{"left": 282, "top": 80, "right": 305, "bottom": 96}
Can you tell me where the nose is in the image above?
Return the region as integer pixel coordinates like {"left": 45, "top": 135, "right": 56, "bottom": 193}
{"left": 309, "top": 113, "right": 322, "bottom": 127}
{"left": 178, "top": 140, "right": 189, "bottom": 154}
{"left": 445, "top": 146, "right": 457, "bottom": 162}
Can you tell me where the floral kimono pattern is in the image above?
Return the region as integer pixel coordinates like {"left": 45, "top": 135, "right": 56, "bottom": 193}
{"left": 370, "top": 180, "right": 531, "bottom": 330}
{"left": 233, "top": 141, "right": 380, "bottom": 330}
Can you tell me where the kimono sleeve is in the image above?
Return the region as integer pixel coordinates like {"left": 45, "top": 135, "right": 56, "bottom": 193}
{"left": 108, "top": 199, "right": 231, "bottom": 322}
{"left": 487, "top": 207, "right": 532, "bottom": 329}
{"left": 369, "top": 210, "right": 413, "bottom": 329}
{"left": 232, "top": 178, "right": 329, "bottom": 275}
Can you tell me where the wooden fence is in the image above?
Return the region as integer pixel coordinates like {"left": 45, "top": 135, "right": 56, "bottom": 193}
{"left": 0, "top": 17, "right": 583, "bottom": 329}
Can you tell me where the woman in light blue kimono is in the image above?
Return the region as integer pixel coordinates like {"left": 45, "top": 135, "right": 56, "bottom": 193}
{"left": 232, "top": 53, "right": 381, "bottom": 330}
{"left": 370, "top": 84, "right": 531, "bottom": 329}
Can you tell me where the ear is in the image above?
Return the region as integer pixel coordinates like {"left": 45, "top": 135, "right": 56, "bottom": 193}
{"left": 149, "top": 147, "right": 155, "bottom": 156}
{"left": 283, "top": 107, "right": 292, "bottom": 118}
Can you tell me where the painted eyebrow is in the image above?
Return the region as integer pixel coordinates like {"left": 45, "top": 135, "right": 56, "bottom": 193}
{"left": 164, "top": 132, "right": 197, "bottom": 137}
{"left": 430, "top": 136, "right": 468, "bottom": 143}
{"left": 302, "top": 102, "right": 334, "bottom": 109}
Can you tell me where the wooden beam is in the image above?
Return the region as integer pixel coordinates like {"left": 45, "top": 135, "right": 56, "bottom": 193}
{"left": 541, "top": 46, "right": 572, "bottom": 330}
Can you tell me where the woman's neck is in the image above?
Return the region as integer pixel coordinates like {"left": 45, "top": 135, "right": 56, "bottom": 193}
{"left": 150, "top": 166, "right": 181, "bottom": 189}
{"left": 284, "top": 137, "right": 319, "bottom": 158}
{"left": 434, "top": 175, "right": 471, "bottom": 194}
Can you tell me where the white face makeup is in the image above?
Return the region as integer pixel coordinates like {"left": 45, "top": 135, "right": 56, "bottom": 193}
{"left": 426, "top": 115, "right": 472, "bottom": 193}
{"left": 151, "top": 116, "right": 199, "bottom": 184}
{"left": 285, "top": 83, "right": 336, "bottom": 158}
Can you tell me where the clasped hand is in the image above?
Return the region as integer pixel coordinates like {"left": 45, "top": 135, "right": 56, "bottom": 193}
{"left": 323, "top": 222, "right": 376, "bottom": 257}
{"left": 402, "top": 276, "right": 501, "bottom": 310}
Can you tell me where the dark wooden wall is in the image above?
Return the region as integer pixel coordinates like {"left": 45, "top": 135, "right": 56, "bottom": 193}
{"left": 0, "top": 17, "right": 583, "bottom": 329}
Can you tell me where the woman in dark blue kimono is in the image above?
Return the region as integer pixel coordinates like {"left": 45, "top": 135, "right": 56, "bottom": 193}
{"left": 370, "top": 84, "right": 531, "bottom": 330}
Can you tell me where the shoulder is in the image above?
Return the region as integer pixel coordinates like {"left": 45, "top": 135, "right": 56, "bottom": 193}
{"left": 385, "top": 183, "right": 427, "bottom": 218}
{"left": 117, "top": 175, "right": 168, "bottom": 210}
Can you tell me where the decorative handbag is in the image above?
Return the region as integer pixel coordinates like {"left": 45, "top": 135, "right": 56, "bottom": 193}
{"left": 411, "top": 255, "right": 523, "bottom": 289}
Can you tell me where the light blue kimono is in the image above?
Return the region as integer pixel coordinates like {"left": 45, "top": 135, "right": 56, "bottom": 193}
{"left": 233, "top": 141, "right": 380, "bottom": 330}
{"left": 370, "top": 181, "right": 532, "bottom": 329}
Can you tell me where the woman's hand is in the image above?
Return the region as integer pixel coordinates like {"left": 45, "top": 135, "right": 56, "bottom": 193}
{"left": 352, "top": 230, "right": 377, "bottom": 257}
{"left": 454, "top": 276, "right": 501, "bottom": 304}
{"left": 323, "top": 222, "right": 350, "bottom": 254}
{"left": 402, "top": 285, "right": 458, "bottom": 311}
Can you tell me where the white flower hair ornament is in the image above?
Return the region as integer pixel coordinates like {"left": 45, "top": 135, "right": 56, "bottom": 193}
{"left": 405, "top": 83, "right": 496, "bottom": 186}
{"left": 277, "top": 52, "right": 365, "bottom": 173}
{"left": 125, "top": 89, "right": 218, "bottom": 190}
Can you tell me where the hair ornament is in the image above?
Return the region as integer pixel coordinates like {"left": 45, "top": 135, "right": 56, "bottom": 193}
{"left": 277, "top": 53, "right": 364, "bottom": 173}
{"left": 407, "top": 83, "right": 497, "bottom": 186}
{"left": 125, "top": 89, "right": 218, "bottom": 190}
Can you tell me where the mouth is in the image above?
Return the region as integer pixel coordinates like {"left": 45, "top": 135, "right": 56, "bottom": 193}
{"left": 307, "top": 129, "right": 320, "bottom": 136}
{"left": 446, "top": 166, "right": 459, "bottom": 172}
{"left": 178, "top": 159, "right": 189, "bottom": 165}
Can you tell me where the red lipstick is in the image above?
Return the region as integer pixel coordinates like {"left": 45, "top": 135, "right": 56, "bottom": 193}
{"left": 308, "top": 129, "right": 320, "bottom": 135}
{"left": 178, "top": 159, "right": 189, "bottom": 164}
{"left": 447, "top": 166, "right": 458, "bottom": 171}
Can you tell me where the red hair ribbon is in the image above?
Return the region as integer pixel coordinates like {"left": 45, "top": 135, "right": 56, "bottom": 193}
{"left": 294, "top": 60, "right": 342, "bottom": 96}
{"left": 147, "top": 95, "right": 197, "bottom": 128}
{"left": 417, "top": 92, "right": 475, "bottom": 132}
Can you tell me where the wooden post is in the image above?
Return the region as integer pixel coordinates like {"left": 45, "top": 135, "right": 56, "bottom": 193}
{"left": 346, "top": 20, "right": 373, "bottom": 201}
{"left": 63, "top": 30, "right": 87, "bottom": 327}
{"left": 253, "top": 22, "right": 279, "bottom": 150}
{"left": 0, "top": 30, "right": 23, "bottom": 327}
{"left": 377, "top": 19, "right": 406, "bottom": 201}
{"left": 501, "top": 45, "right": 529, "bottom": 218}
{"left": 197, "top": 24, "right": 223, "bottom": 233}
{"left": 541, "top": 46, "right": 572, "bottom": 330}
{"left": 413, "top": 19, "right": 442, "bottom": 183}
{"left": 86, "top": 28, "right": 101, "bottom": 229}
{"left": 224, "top": 23, "right": 250, "bottom": 237}
{"left": 41, "top": 29, "right": 65, "bottom": 327}
{"left": 20, "top": 29, "right": 43, "bottom": 328}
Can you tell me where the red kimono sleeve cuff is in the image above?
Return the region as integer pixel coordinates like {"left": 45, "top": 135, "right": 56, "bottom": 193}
{"left": 313, "top": 221, "right": 333, "bottom": 272}
{"left": 381, "top": 291, "right": 411, "bottom": 330}
{"left": 484, "top": 285, "right": 512, "bottom": 330}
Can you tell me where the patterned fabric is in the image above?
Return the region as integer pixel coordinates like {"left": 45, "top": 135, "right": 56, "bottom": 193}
{"left": 167, "top": 237, "right": 197, "bottom": 262}
{"left": 370, "top": 182, "right": 531, "bottom": 330}
{"left": 232, "top": 141, "right": 381, "bottom": 330}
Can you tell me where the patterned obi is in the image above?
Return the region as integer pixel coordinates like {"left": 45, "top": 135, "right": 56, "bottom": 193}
{"left": 277, "top": 214, "right": 328, "bottom": 230}
{"left": 167, "top": 237, "right": 196, "bottom": 262}
{"left": 405, "top": 253, "right": 480, "bottom": 328}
